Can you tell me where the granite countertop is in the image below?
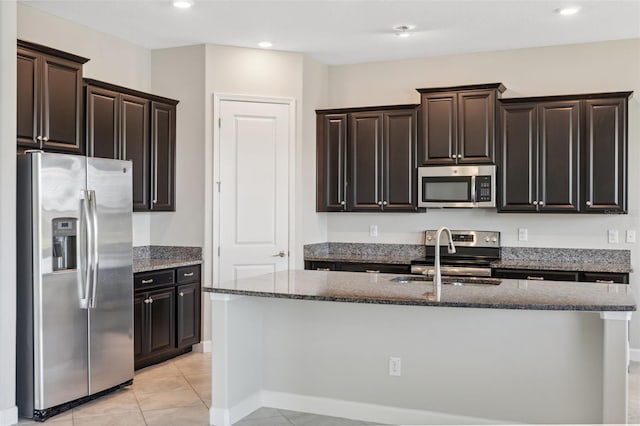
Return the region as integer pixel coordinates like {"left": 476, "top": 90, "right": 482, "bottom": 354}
{"left": 204, "top": 270, "right": 636, "bottom": 312}
{"left": 492, "top": 259, "right": 632, "bottom": 274}
{"left": 133, "top": 245, "right": 202, "bottom": 273}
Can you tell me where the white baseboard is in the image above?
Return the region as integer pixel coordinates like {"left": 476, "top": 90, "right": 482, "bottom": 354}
{"left": 0, "top": 406, "right": 17, "bottom": 426}
{"left": 193, "top": 340, "right": 212, "bottom": 353}
{"left": 631, "top": 348, "right": 640, "bottom": 362}
{"left": 261, "top": 390, "right": 510, "bottom": 425}
{"left": 210, "top": 392, "right": 261, "bottom": 426}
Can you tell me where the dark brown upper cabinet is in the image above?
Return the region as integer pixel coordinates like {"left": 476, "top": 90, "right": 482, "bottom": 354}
{"left": 499, "top": 92, "right": 631, "bottom": 214}
{"left": 316, "top": 105, "right": 418, "bottom": 213}
{"left": 150, "top": 102, "right": 177, "bottom": 211}
{"left": 583, "top": 97, "right": 628, "bottom": 213}
{"left": 316, "top": 113, "right": 348, "bottom": 211}
{"left": 17, "top": 40, "right": 89, "bottom": 154}
{"left": 498, "top": 100, "right": 580, "bottom": 212}
{"left": 417, "top": 83, "right": 505, "bottom": 165}
{"left": 85, "top": 79, "right": 177, "bottom": 212}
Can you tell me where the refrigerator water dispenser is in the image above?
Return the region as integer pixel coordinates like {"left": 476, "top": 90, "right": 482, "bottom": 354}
{"left": 52, "top": 217, "right": 77, "bottom": 271}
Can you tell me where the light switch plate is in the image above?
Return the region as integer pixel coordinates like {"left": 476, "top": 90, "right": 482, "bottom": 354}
{"left": 608, "top": 229, "right": 619, "bottom": 244}
{"left": 369, "top": 225, "right": 378, "bottom": 237}
{"left": 518, "top": 228, "right": 528, "bottom": 241}
{"left": 626, "top": 230, "right": 636, "bottom": 243}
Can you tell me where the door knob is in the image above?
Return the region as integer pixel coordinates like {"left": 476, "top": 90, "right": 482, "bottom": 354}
{"left": 273, "top": 251, "right": 286, "bottom": 258}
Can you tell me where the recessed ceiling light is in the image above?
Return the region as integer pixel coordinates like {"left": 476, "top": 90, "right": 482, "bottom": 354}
{"left": 258, "top": 41, "right": 273, "bottom": 48}
{"left": 173, "top": 0, "right": 193, "bottom": 9}
{"left": 393, "top": 25, "right": 415, "bottom": 38}
{"left": 555, "top": 6, "right": 581, "bottom": 15}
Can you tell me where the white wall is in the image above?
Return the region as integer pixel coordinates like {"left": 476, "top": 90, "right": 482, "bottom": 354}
{"left": 17, "top": 3, "right": 153, "bottom": 246}
{"left": 0, "top": 3, "right": 18, "bottom": 425}
{"left": 150, "top": 45, "right": 206, "bottom": 247}
{"left": 325, "top": 38, "right": 640, "bottom": 347}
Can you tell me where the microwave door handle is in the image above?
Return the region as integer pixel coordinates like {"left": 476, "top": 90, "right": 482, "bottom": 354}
{"left": 470, "top": 175, "right": 477, "bottom": 204}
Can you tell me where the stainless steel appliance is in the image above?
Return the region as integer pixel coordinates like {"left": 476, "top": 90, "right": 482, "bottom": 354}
{"left": 411, "top": 230, "right": 500, "bottom": 277}
{"left": 17, "top": 152, "right": 134, "bottom": 421}
{"left": 418, "top": 165, "right": 496, "bottom": 208}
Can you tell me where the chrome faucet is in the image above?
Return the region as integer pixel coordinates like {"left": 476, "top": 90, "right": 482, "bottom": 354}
{"left": 434, "top": 226, "right": 456, "bottom": 301}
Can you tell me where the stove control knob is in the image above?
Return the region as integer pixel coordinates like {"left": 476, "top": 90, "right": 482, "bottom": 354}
{"left": 491, "top": 237, "right": 498, "bottom": 243}
{"left": 426, "top": 235, "right": 433, "bottom": 241}
{"left": 485, "top": 236, "right": 490, "bottom": 242}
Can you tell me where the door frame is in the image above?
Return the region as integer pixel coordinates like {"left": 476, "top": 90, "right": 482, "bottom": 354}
{"left": 210, "top": 93, "right": 296, "bottom": 287}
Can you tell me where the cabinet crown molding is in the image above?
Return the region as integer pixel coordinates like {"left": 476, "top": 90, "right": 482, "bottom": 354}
{"left": 499, "top": 91, "right": 633, "bottom": 103}
{"left": 416, "top": 82, "right": 506, "bottom": 94}
{"left": 18, "top": 39, "right": 89, "bottom": 64}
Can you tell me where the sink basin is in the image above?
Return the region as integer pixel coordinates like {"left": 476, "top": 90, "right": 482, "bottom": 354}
{"left": 390, "top": 275, "right": 502, "bottom": 285}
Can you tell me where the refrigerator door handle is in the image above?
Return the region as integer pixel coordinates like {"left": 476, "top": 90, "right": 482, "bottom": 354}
{"left": 89, "top": 190, "right": 99, "bottom": 309}
{"left": 80, "top": 190, "right": 92, "bottom": 309}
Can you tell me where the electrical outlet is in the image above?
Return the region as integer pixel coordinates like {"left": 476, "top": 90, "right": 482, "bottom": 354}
{"left": 608, "top": 229, "right": 619, "bottom": 244}
{"left": 389, "top": 356, "right": 401, "bottom": 376}
{"left": 369, "top": 225, "right": 378, "bottom": 237}
{"left": 518, "top": 228, "right": 528, "bottom": 241}
{"left": 627, "top": 230, "right": 636, "bottom": 243}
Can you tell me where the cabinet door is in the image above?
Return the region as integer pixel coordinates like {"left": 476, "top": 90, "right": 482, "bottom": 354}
{"left": 176, "top": 283, "right": 201, "bottom": 348}
{"left": 382, "top": 109, "right": 417, "bottom": 211}
{"left": 316, "top": 114, "right": 348, "bottom": 211}
{"left": 458, "top": 90, "right": 495, "bottom": 164}
{"left": 583, "top": 98, "right": 627, "bottom": 213}
{"left": 122, "top": 95, "right": 150, "bottom": 211}
{"left": 133, "top": 292, "right": 145, "bottom": 359}
{"left": 147, "top": 288, "right": 176, "bottom": 356}
{"left": 420, "top": 92, "right": 457, "bottom": 165}
{"left": 150, "top": 102, "right": 176, "bottom": 211}
{"left": 41, "top": 54, "right": 83, "bottom": 154}
{"left": 17, "top": 48, "right": 40, "bottom": 149}
{"left": 498, "top": 103, "right": 538, "bottom": 212}
{"left": 348, "top": 112, "right": 383, "bottom": 211}
{"left": 86, "top": 86, "right": 119, "bottom": 159}
{"left": 538, "top": 101, "right": 580, "bottom": 212}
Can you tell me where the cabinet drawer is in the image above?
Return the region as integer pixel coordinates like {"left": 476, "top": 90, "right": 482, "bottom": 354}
{"left": 337, "top": 262, "right": 411, "bottom": 274}
{"left": 580, "top": 272, "right": 629, "bottom": 284}
{"left": 135, "top": 269, "right": 175, "bottom": 289}
{"left": 493, "top": 268, "right": 579, "bottom": 282}
{"left": 177, "top": 265, "right": 200, "bottom": 284}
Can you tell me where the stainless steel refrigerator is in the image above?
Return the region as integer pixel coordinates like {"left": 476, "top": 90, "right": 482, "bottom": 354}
{"left": 17, "top": 151, "right": 134, "bottom": 421}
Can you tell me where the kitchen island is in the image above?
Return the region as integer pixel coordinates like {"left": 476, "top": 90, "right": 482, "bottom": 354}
{"left": 205, "top": 270, "right": 635, "bottom": 425}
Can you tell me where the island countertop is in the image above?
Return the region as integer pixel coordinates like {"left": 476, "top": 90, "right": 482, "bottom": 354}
{"left": 204, "top": 269, "right": 636, "bottom": 312}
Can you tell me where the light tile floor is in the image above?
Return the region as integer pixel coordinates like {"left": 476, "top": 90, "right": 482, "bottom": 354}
{"left": 18, "top": 355, "right": 640, "bottom": 425}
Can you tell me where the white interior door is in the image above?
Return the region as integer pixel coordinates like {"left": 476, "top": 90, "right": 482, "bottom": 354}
{"left": 218, "top": 99, "right": 290, "bottom": 290}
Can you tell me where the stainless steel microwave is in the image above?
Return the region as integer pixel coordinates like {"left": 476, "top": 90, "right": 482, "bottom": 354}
{"left": 418, "top": 165, "right": 497, "bottom": 208}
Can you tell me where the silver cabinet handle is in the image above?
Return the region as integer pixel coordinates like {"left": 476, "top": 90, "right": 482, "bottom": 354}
{"left": 144, "top": 298, "right": 151, "bottom": 304}
{"left": 586, "top": 201, "right": 592, "bottom": 207}
{"left": 43, "top": 136, "right": 49, "bottom": 142}
{"left": 532, "top": 201, "right": 538, "bottom": 206}
{"left": 527, "top": 276, "right": 545, "bottom": 281}
{"left": 377, "top": 201, "right": 383, "bottom": 206}
{"left": 36, "top": 135, "right": 43, "bottom": 141}
{"left": 450, "top": 155, "right": 456, "bottom": 159}
{"left": 365, "top": 270, "right": 380, "bottom": 273}
{"left": 382, "top": 201, "right": 388, "bottom": 206}
{"left": 179, "top": 292, "right": 184, "bottom": 297}
{"left": 316, "top": 268, "right": 331, "bottom": 271}
{"left": 141, "top": 278, "right": 154, "bottom": 284}
{"left": 148, "top": 297, "right": 153, "bottom": 304}
{"left": 596, "top": 279, "right": 615, "bottom": 284}
{"left": 340, "top": 201, "right": 345, "bottom": 206}
{"left": 457, "top": 154, "right": 462, "bottom": 159}
{"left": 538, "top": 201, "right": 545, "bottom": 206}
{"left": 183, "top": 272, "right": 194, "bottom": 277}
{"left": 273, "top": 251, "right": 286, "bottom": 258}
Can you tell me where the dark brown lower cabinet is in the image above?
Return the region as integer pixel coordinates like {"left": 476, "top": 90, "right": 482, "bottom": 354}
{"left": 134, "top": 265, "right": 201, "bottom": 370}
{"left": 304, "top": 260, "right": 411, "bottom": 274}
{"left": 177, "top": 283, "right": 201, "bottom": 348}
{"left": 493, "top": 268, "right": 628, "bottom": 284}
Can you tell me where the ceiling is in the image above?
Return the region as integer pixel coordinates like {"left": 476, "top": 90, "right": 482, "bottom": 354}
{"left": 21, "top": 0, "right": 640, "bottom": 65}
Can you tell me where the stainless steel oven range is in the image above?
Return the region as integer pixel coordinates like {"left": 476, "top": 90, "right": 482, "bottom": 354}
{"left": 411, "top": 230, "right": 500, "bottom": 277}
